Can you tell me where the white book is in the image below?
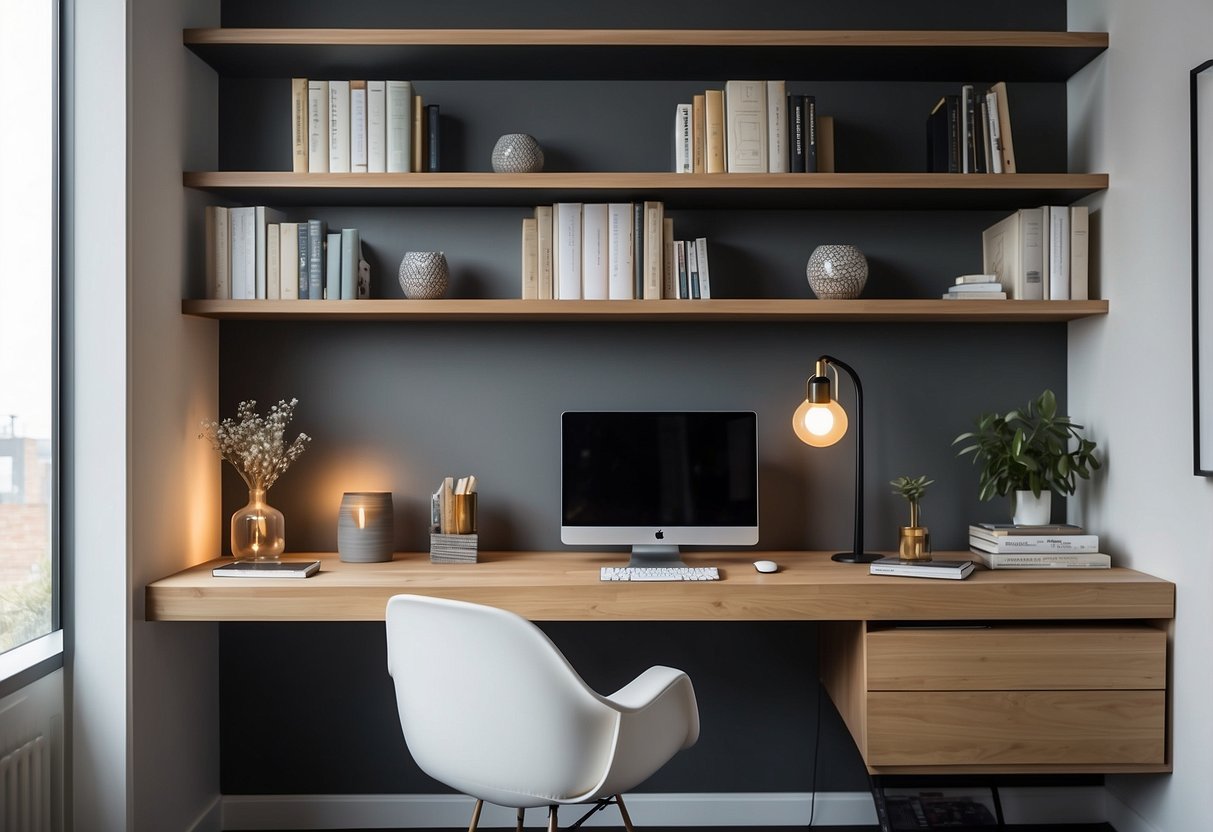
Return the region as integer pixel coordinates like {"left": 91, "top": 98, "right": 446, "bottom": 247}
{"left": 694, "top": 237, "right": 711, "bottom": 299}
{"left": 870, "top": 557, "right": 974, "bottom": 580}
{"left": 385, "top": 80, "right": 412, "bottom": 173}
{"left": 943, "top": 291, "right": 1008, "bottom": 299}
{"left": 581, "top": 203, "right": 608, "bottom": 299}
{"left": 340, "top": 228, "right": 359, "bottom": 300}
{"left": 1047, "top": 205, "right": 1070, "bottom": 300}
{"left": 968, "top": 550, "right": 1110, "bottom": 569}
{"left": 946, "top": 281, "right": 1004, "bottom": 292}
{"left": 520, "top": 217, "right": 539, "bottom": 299}
{"left": 291, "top": 78, "right": 308, "bottom": 173}
{"left": 307, "top": 81, "right": 329, "bottom": 173}
{"left": 350, "top": 80, "right": 368, "bottom": 173}
{"left": 328, "top": 80, "right": 351, "bottom": 173}
{"left": 724, "top": 80, "right": 767, "bottom": 173}
{"left": 981, "top": 213, "right": 1020, "bottom": 297}
{"left": 535, "top": 205, "right": 554, "bottom": 300}
{"left": 1018, "top": 207, "right": 1046, "bottom": 300}
{"left": 254, "top": 206, "right": 285, "bottom": 299}
{"left": 367, "top": 81, "right": 387, "bottom": 173}
{"left": 1070, "top": 205, "right": 1089, "bottom": 300}
{"left": 228, "top": 206, "right": 256, "bottom": 300}
{"left": 606, "top": 203, "right": 634, "bottom": 299}
{"left": 204, "top": 205, "right": 230, "bottom": 299}
{"left": 955, "top": 273, "right": 1000, "bottom": 284}
{"left": 674, "top": 103, "right": 693, "bottom": 173}
{"left": 554, "top": 202, "right": 583, "bottom": 300}
{"left": 969, "top": 533, "right": 1099, "bottom": 553}
{"left": 266, "top": 223, "right": 281, "bottom": 299}
{"left": 279, "top": 221, "right": 299, "bottom": 300}
{"left": 985, "top": 90, "right": 1003, "bottom": 174}
{"left": 325, "top": 231, "right": 341, "bottom": 300}
{"left": 766, "top": 80, "right": 788, "bottom": 173}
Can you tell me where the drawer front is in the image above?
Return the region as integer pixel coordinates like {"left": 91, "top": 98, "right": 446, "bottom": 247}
{"left": 867, "top": 690, "right": 1166, "bottom": 767}
{"left": 866, "top": 625, "right": 1166, "bottom": 691}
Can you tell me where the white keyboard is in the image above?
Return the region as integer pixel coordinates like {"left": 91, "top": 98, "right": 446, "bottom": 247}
{"left": 599, "top": 566, "right": 720, "bottom": 582}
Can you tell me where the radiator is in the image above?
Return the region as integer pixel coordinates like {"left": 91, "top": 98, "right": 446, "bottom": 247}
{"left": 1, "top": 735, "right": 49, "bottom": 832}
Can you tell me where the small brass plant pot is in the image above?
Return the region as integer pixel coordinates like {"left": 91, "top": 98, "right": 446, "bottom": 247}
{"left": 898, "top": 526, "right": 931, "bottom": 561}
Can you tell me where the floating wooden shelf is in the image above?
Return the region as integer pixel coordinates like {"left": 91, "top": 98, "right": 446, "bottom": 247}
{"left": 182, "top": 171, "right": 1109, "bottom": 210}
{"left": 183, "top": 28, "right": 1108, "bottom": 81}
{"left": 181, "top": 298, "right": 1109, "bottom": 323}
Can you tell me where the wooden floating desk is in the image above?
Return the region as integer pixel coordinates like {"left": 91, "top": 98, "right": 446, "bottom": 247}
{"left": 146, "top": 550, "right": 1174, "bottom": 778}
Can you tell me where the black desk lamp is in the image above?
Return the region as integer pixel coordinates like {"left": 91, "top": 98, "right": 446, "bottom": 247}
{"left": 792, "top": 355, "right": 880, "bottom": 563}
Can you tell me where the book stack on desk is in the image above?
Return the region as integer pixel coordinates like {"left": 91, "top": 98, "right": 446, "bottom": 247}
{"left": 869, "top": 557, "right": 974, "bottom": 580}
{"left": 968, "top": 523, "right": 1110, "bottom": 569}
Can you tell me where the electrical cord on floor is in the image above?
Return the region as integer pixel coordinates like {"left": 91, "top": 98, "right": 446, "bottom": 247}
{"left": 807, "top": 625, "right": 823, "bottom": 827}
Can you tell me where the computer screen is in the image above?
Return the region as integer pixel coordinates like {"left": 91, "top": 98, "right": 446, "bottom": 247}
{"left": 560, "top": 411, "right": 759, "bottom": 566}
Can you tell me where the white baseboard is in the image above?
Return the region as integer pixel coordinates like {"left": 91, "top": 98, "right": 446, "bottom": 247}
{"left": 220, "top": 786, "right": 1105, "bottom": 829}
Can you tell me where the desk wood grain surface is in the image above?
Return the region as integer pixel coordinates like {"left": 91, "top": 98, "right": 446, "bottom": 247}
{"left": 144, "top": 550, "right": 1174, "bottom": 622}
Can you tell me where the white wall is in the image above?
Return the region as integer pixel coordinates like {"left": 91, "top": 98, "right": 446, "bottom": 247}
{"left": 1068, "top": 3, "right": 1213, "bottom": 830}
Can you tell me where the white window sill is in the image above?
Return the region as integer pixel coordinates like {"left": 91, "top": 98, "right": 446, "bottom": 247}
{"left": 0, "top": 630, "right": 64, "bottom": 696}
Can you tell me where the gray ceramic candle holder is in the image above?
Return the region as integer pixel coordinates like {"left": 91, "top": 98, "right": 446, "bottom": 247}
{"left": 337, "top": 491, "right": 395, "bottom": 563}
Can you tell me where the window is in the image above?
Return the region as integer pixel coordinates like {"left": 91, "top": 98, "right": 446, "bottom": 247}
{"left": 0, "top": 1, "right": 57, "bottom": 656}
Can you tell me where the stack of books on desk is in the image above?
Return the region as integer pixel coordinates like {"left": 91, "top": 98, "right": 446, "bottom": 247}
{"left": 968, "top": 523, "right": 1110, "bottom": 568}
{"left": 869, "top": 557, "right": 974, "bottom": 580}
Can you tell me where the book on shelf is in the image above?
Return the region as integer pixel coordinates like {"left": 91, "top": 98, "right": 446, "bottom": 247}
{"left": 926, "top": 94, "right": 961, "bottom": 173}
{"left": 692, "top": 93, "right": 706, "bottom": 173}
{"left": 581, "top": 203, "right": 609, "bottom": 299}
{"left": 385, "top": 80, "right": 412, "bottom": 173}
{"left": 632, "top": 201, "right": 644, "bottom": 299}
{"left": 674, "top": 103, "right": 693, "bottom": 173}
{"left": 695, "top": 237, "right": 712, "bottom": 298}
{"left": 687, "top": 239, "right": 700, "bottom": 298}
{"left": 955, "top": 273, "right": 999, "bottom": 285}
{"left": 266, "top": 223, "right": 281, "bottom": 299}
{"left": 766, "top": 80, "right": 788, "bottom": 173}
{"left": 307, "top": 218, "right": 325, "bottom": 300}
{"left": 340, "top": 228, "right": 360, "bottom": 300}
{"left": 981, "top": 208, "right": 1046, "bottom": 300}
{"left": 412, "top": 94, "right": 424, "bottom": 173}
{"left": 817, "top": 115, "right": 835, "bottom": 173}
{"left": 535, "top": 205, "right": 554, "bottom": 300}
{"left": 724, "top": 79, "right": 767, "bottom": 172}
{"left": 1070, "top": 205, "right": 1089, "bottom": 300}
{"left": 943, "top": 290, "right": 1007, "bottom": 299}
{"left": 805, "top": 95, "right": 818, "bottom": 172}
{"left": 969, "top": 531, "right": 1100, "bottom": 553}
{"left": 325, "top": 231, "right": 341, "bottom": 300}
{"left": 642, "top": 201, "right": 664, "bottom": 299}
{"left": 291, "top": 78, "right": 308, "bottom": 173}
{"left": 704, "top": 89, "right": 726, "bottom": 174}
{"left": 661, "top": 218, "right": 676, "bottom": 299}
{"left": 554, "top": 202, "right": 582, "bottom": 300}
{"left": 674, "top": 240, "right": 688, "bottom": 299}
{"left": 296, "top": 223, "right": 309, "bottom": 299}
{"left": 254, "top": 206, "right": 285, "bottom": 299}
{"left": 520, "top": 217, "right": 539, "bottom": 299}
{"left": 357, "top": 247, "right": 371, "bottom": 299}
{"left": 870, "top": 557, "right": 974, "bottom": 580}
{"left": 307, "top": 80, "right": 329, "bottom": 173}
{"left": 212, "top": 559, "right": 321, "bottom": 578}
{"left": 973, "top": 522, "right": 1086, "bottom": 535}
{"left": 1046, "top": 205, "right": 1071, "bottom": 300}
{"left": 229, "top": 206, "right": 256, "bottom": 300}
{"left": 946, "top": 281, "right": 1003, "bottom": 292}
{"left": 960, "top": 84, "right": 975, "bottom": 173}
{"left": 989, "top": 81, "right": 1017, "bottom": 173}
{"left": 426, "top": 103, "right": 441, "bottom": 172}
{"left": 969, "top": 549, "right": 1111, "bottom": 569}
{"left": 606, "top": 203, "right": 633, "bottom": 299}
{"left": 984, "top": 89, "right": 1003, "bottom": 173}
{"left": 328, "top": 79, "right": 351, "bottom": 173}
{"left": 279, "top": 221, "right": 299, "bottom": 300}
{"left": 789, "top": 95, "right": 806, "bottom": 173}
{"left": 928, "top": 83, "right": 1013, "bottom": 175}
{"left": 366, "top": 80, "right": 386, "bottom": 173}
{"left": 204, "top": 205, "right": 230, "bottom": 299}
{"left": 350, "top": 79, "right": 368, "bottom": 173}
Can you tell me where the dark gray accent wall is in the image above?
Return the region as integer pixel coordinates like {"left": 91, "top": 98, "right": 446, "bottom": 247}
{"left": 214, "top": 0, "right": 1077, "bottom": 800}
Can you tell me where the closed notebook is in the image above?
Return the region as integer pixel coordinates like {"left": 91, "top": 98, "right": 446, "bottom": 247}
{"left": 212, "top": 560, "right": 321, "bottom": 578}
{"left": 869, "top": 557, "right": 974, "bottom": 580}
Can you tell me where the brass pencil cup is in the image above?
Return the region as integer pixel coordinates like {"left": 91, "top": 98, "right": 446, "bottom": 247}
{"left": 898, "top": 526, "right": 931, "bottom": 561}
{"left": 454, "top": 493, "right": 477, "bottom": 535}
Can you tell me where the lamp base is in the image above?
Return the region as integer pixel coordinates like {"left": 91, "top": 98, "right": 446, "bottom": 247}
{"left": 831, "top": 551, "right": 882, "bottom": 564}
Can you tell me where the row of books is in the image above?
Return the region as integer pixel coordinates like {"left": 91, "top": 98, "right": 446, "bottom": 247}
{"left": 979, "top": 206, "right": 1090, "bottom": 300}
{"left": 968, "top": 523, "right": 1110, "bottom": 569}
{"left": 518, "top": 202, "right": 711, "bottom": 300}
{"left": 672, "top": 81, "right": 835, "bottom": 174}
{"left": 927, "top": 81, "right": 1016, "bottom": 174}
{"left": 204, "top": 206, "right": 367, "bottom": 300}
{"left": 290, "top": 79, "right": 440, "bottom": 174}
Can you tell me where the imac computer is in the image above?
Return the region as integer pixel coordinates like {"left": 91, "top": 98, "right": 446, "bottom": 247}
{"left": 560, "top": 411, "right": 759, "bottom": 568}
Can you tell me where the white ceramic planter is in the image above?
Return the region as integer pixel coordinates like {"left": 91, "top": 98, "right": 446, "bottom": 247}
{"left": 1012, "top": 490, "right": 1052, "bottom": 525}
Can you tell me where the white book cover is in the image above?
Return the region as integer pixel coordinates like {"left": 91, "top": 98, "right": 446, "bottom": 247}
{"left": 581, "top": 203, "right": 608, "bottom": 299}
{"left": 266, "top": 223, "right": 281, "bottom": 299}
{"left": 279, "top": 221, "right": 299, "bottom": 300}
{"left": 536, "top": 205, "right": 554, "bottom": 300}
{"left": 674, "top": 103, "right": 693, "bottom": 173}
{"left": 229, "top": 206, "right": 256, "bottom": 300}
{"left": 606, "top": 203, "right": 634, "bottom": 299}
{"left": 328, "top": 80, "right": 351, "bottom": 173}
{"left": 985, "top": 90, "right": 1003, "bottom": 174}
{"left": 520, "top": 217, "right": 539, "bottom": 299}
{"left": 724, "top": 80, "right": 767, "bottom": 173}
{"left": 555, "top": 202, "right": 583, "bottom": 300}
{"left": 1047, "top": 205, "right": 1070, "bottom": 300}
{"left": 1070, "top": 205, "right": 1089, "bottom": 300}
{"left": 385, "top": 80, "right": 412, "bottom": 173}
{"left": 325, "top": 231, "right": 341, "bottom": 300}
{"left": 970, "top": 534, "right": 1099, "bottom": 553}
{"left": 1017, "top": 207, "right": 1045, "bottom": 300}
{"left": 766, "top": 80, "right": 788, "bottom": 173}
{"left": 695, "top": 237, "right": 711, "bottom": 299}
{"left": 969, "top": 550, "right": 1110, "bottom": 569}
{"left": 367, "top": 81, "right": 387, "bottom": 173}
{"left": 307, "top": 81, "right": 329, "bottom": 173}
{"left": 350, "top": 81, "right": 368, "bottom": 173}
{"left": 205, "top": 205, "right": 230, "bottom": 299}
{"left": 981, "top": 212, "right": 1020, "bottom": 296}
{"left": 254, "top": 206, "right": 285, "bottom": 299}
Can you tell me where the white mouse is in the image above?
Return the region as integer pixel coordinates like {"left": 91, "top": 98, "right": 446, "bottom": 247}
{"left": 753, "top": 560, "right": 779, "bottom": 573}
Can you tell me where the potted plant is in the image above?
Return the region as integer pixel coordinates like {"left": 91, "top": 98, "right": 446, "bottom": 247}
{"left": 953, "top": 389, "right": 1101, "bottom": 524}
{"left": 890, "top": 474, "right": 933, "bottom": 561}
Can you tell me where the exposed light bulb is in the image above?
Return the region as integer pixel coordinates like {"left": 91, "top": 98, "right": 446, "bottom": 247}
{"left": 792, "top": 398, "right": 849, "bottom": 447}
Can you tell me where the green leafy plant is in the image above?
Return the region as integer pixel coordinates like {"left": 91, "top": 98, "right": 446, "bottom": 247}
{"left": 890, "top": 475, "right": 933, "bottom": 527}
{"left": 953, "top": 389, "right": 1101, "bottom": 502}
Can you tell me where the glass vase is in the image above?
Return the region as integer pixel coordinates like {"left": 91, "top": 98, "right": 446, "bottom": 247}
{"left": 231, "top": 486, "right": 285, "bottom": 561}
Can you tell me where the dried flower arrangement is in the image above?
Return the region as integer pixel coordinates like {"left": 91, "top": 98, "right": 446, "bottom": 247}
{"left": 199, "top": 399, "right": 311, "bottom": 491}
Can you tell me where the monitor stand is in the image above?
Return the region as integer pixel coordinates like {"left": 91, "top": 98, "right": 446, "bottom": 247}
{"left": 627, "top": 545, "right": 689, "bottom": 569}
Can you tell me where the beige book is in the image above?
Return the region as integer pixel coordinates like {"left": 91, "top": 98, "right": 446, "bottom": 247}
{"left": 441, "top": 477, "right": 455, "bottom": 534}
{"left": 307, "top": 80, "right": 329, "bottom": 172}
{"left": 991, "top": 81, "right": 1016, "bottom": 174}
{"left": 291, "top": 78, "right": 308, "bottom": 173}
{"left": 1070, "top": 205, "right": 1089, "bottom": 300}
{"left": 521, "top": 217, "right": 539, "bottom": 299}
{"left": 642, "top": 201, "right": 664, "bottom": 299}
{"left": 412, "top": 94, "right": 425, "bottom": 173}
{"left": 266, "top": 223, "right": 281, "bottom": 299}
{"left": 692, "top": 93, "right": 706, "bottom": 173}
{"left": 205, "top": 205, "right": 230, "bottom": 299}
{"left": 535, "top": 205, "right": 554, "bottom": 299}
{"left": 279, "top": 221, "right": 299, "bottom": 300}
{"left": 818, "top": 115, "right": 835, "bottom": 173}
{"left": 724, "top": 79, "right": 767, "bottom": 172}
{"left": 705, "top": 89, "right": 726, "bottom": 173}
{"left": 766, "top": 80, "right": 787, "bottom": 172}
{"left": 662, "top": 217, "right": 676, "bottom": 299}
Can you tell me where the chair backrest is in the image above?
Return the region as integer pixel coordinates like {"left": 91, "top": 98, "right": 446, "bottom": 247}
{"left": 385, "top": 594, "right": 620, "bottom": 804}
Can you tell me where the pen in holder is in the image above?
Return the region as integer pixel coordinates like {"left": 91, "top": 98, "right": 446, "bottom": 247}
{"left": 430, "top": 475, "right": 479, "bottom": 563}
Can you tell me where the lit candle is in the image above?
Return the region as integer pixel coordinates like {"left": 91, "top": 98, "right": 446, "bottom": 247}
{"left": 338, "top": 492, "right": 394, "bottom": 563}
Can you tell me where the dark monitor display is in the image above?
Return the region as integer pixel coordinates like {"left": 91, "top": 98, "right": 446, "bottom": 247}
{"left": 560, "top": 411, "right": 759, "bottom": 562}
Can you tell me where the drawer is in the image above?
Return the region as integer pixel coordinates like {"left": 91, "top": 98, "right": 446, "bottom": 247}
{"left": 867, "top": 689, "right": 1166, "bottom": 767}
{"left": 866, "top": 624, "right": 1166, "bottom": 691}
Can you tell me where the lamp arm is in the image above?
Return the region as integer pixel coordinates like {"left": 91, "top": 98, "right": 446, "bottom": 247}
{"left": 819, "top": 355, "right": 864, "bottom": 558}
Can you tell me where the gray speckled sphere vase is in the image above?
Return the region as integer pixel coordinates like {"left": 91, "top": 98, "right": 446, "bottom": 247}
{"left": 806, "top": 244, "right": 869, "bottom": 299}
{"left": 398, "top": 251, "right": 449, "bottom": 299}
{"left": 491, "top": 133, "right": 544, "bottom": 173}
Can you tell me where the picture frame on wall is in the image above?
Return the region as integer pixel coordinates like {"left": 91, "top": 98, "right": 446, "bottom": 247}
{"left": 1192, "top": 60, "right": 1213, "bottom": 475}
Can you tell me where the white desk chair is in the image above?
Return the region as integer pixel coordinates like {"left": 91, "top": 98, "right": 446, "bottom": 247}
{"left": 385, "top": 594, "right": 700, "bottom": 831}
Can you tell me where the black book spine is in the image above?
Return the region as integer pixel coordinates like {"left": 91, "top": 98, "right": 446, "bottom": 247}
{"left": 789, "top": 94, "right": 806, "bottom": 173}
{"left": 426, "top": 104, "right": 440, "bottom": 172}
{"left": 964, "top": 87, "right": 979, "bottom": 173}
{"left": 805, "top": 95, "right": 817, "bottom": 173}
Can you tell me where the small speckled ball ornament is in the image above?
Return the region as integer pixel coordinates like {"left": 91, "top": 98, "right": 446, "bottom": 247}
{"left": 806, "top": 244, "right": 868, "bottom": 299}
{"left": 491, "top": 133, "right": 544, "bottom": 173}
{"left": 398, "top": 251, "right": 449, "bottom": 299}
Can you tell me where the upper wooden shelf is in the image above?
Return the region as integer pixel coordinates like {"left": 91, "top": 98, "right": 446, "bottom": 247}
{"left": 183, "top": 28, "right": 1108, "bottom": 81}
{"left": 182, "top": 298, "right": 1109, "bottom": 323}
{"left": 182, "top": 171, "right": 1109, "bottom": 210}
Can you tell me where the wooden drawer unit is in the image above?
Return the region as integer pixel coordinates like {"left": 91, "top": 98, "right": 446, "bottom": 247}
{"left": 821, "top": 621, "right": 1169, "bottom": 774}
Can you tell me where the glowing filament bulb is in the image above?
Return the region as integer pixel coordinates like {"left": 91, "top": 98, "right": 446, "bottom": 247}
{"left": 792, "top": 398, "right": 849, "bottom": 447}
